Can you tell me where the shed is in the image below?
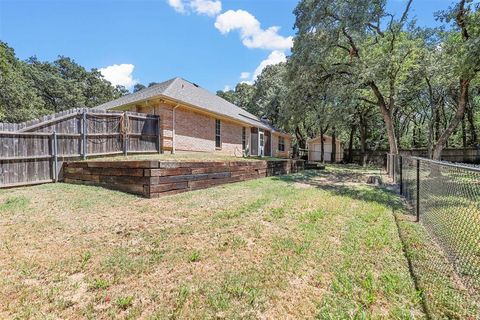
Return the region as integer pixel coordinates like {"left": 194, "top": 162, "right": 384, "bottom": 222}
{"left": 307, "top": 135, "right": 344, "bottom": 162}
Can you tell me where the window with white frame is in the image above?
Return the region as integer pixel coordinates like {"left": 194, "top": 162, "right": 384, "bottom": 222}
{"left": 278, "top": 136, "right": 285, "bottom": 152}
{"left": 242, "top": 127, "right": 246, "bottom": 150}
{"left": 215, "top": 119, "right": 221, "bottom": 148}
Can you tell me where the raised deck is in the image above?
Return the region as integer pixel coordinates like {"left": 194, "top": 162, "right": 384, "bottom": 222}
{"left": 63, "top": 159, "right": 304, "bottom": 198}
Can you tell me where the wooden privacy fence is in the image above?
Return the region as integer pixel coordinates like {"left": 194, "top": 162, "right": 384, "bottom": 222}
{"left": 0, "top": 108, "right": 160, "bottom": 187}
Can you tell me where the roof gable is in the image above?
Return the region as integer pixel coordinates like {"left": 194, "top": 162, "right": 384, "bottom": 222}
{"left": 95, "top": 77, "right": 275, "bottom": 131}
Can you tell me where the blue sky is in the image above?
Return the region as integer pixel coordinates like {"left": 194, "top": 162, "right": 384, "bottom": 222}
{"left": 0, "top": 0, "right": 456, "bottom": 92}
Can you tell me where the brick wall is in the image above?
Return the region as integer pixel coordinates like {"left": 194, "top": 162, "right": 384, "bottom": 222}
{"left": 175, "top": 107, "right": 214, "bottom": 152}
{"left": 134, "top": 103, "right": 289, "bottom": 158}
{"left": 174, "top": 107, "right": 249, "bottom": 156}
{"left": 135, "top": 103, "right": 174, "bottom": 151}
{"left": 272, "top": 134, "right": 291, "bottom": 158}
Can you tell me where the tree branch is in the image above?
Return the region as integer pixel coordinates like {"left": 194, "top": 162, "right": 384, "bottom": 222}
{"left": 342, "top": 27, "right": 359, "bottom": 58}
{"left": 456, "top": 0, "right": 469, "bottom": 40}
{"left": 367, "top": 23, "right": 384, "bottom": 37}
{"left": 399, "top": 0, "right": 413, "bottom": 26}
{"left": 359, "top": 97, "right": 378, "bottom": 106}
{"left": 336, "top": 44, "right": 351, "bottom": 53}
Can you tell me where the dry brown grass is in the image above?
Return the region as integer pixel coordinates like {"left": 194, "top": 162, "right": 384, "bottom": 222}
{"left": 0, "top": 166, "right": 425, "bottom": 319}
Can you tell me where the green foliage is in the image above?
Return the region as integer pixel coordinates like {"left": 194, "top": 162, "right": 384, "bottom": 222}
{"left": 188, "top": 250, "right": 201, "bottom": 262}
{"left": 251, "top": 63, "right": 288, "bottom": 126}
{"left": 116, "top": 295, "right": 134, "bottom": 310}
{"left": 0, "top": 41, "right": 125, "bottom": 123}
{"left": 133, "top": 83, "right": 146, "bottom": 92}
{"left": 216, "top": 0, "right": 480, "bottom": 156}
{"left": 89, "top": 278, "right": 110, "bottom": 290}
{"left": 217, "top": 82, "right": 257, "bottom": 115}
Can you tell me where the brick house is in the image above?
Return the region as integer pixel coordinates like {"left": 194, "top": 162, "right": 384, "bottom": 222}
{"left": 96, "top": 77, "right": 292, "bottom": 158}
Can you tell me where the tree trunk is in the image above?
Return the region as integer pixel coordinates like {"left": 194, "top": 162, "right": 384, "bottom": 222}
{"left": 320, "top": 127, "right": 325, "bottom": 163}
{"left": 331, "top": 127, "right": 337, "bottom": 163}
{"left": 466, "top": 101, "right": 478, "bottom": 146}
{"left": 426, "top": 77, "right": 435, "bottom": 158}
{"left": 412, "top": 122, "right": 417, "bottom": 148}
{"left": 368, "top": 81, "right": 398, "bottom": 155}
{"left": 432, "top": 79, "right": 470, "bottom": 160}
{"left": 435, "top": 101, "right": 441, "bottom": 142}
{"left": 359, "top": 115, "right": 368, "bottom": 167}
{"left": 347, "top": 124, "right": 356, "bottom": 163}
{"left": 295, "top": 126, "right": 306, "bottom": 149}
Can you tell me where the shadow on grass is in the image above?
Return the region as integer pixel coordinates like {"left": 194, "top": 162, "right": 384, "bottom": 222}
{"left": 273, "top": 168, "right": 480, "bottom": 318}
{"left": 273, "top": 170, "right": 404, "bottom": 211}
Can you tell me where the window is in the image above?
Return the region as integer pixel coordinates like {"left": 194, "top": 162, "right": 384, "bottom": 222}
{"left": 215, "top": 119, "right": 221, "bottom": 148}
{"left": 278, "top": 136, "right": 285, "bottom": 152}
{"left": 259, "top": 130, "right": 265, "bottom": 156}
{"left": 242, "top": 127, "right": 246, "bottom": 150}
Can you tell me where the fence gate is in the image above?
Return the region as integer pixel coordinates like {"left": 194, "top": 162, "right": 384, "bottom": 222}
{"left": 0, "top": 108, "right": 160, "bottom": 188}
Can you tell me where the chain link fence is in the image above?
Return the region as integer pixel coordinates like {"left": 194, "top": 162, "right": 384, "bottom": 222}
{"left": 387, "top": 154, "right": 480, "bottom": 301}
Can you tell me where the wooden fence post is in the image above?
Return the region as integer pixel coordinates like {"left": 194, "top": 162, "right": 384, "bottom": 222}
{"left": 50, "top": 133, "right": 55, "bottom": 181}
{"left": 52, "top": 131, "right": 58, "bottom": 182}
{"left": 82, "top": 109, "right": 87, "bottom": 160}
{"left": 123, "top": 112, "right": 128, "bottom": 156}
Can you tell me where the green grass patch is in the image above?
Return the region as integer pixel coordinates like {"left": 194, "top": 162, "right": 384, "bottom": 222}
{"left": 0, "top": 195, "right": 29, "bottom": 213}
{"left": 116, "top": 295, "right": 134, "bottom": 310}
{"left": 2, "top": 164, "right": 478, "bottom": 318}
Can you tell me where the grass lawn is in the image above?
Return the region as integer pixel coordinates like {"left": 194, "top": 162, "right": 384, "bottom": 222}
{"left": 0, "top": 165, "right": 477, "bottom": 319}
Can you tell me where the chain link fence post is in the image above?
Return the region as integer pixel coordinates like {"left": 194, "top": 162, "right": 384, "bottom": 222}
{"left": 399, "top": 155, "right": 403, "bottom": 195}
{"left": 416, "top": 158, "right": 420, "bottom": 222}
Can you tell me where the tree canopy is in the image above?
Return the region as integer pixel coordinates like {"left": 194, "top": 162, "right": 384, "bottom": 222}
{"left": 0, "top": 41, "right": 125, "bottom": 122}
{"left": 2, "top": 1, "right": 480, "bottom": 161}
{"left": 217, "top": 0, "right": 480, "bottom": 160}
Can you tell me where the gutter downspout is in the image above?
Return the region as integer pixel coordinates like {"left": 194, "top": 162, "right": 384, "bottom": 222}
{"left": 172, "top": 104, "right": 179, "bottom": 154}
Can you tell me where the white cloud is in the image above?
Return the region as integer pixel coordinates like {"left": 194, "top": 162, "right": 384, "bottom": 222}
{"left": 240, "top": 80, "right": 254, "bottom": 85}
{"left": 253, "top": 50, "right": 286, "bottom": 79}
{"left": 167, "top": 0, "right": 221, "bottom": 16}
{"left": 215, "top": 10, "right": 260, "bottom": 36}
{"left": 243, "top": 26, "right": 293, "bottom": 51}
{"left": 214, "top": 10, "right": 292, "bottom": 51}
{"left": 239, "top": 72, "right": 250, "bottom": 80}
{"left": 165, "top": 2, "right": 291, "bottom": 90}
{"left": 99, "top": 64, "right": 138, "bottom": 89}
{"left": 190, "top": 0, "right": 221, "bottom": 16}
{"left": 168, "top": 0, "right": 185, "bottom": 13}
{"left": 223, "top": 85, "right": 231, "bottom": 91}
{"left": 237, "top": 51, "right": 286, "bottom": 86}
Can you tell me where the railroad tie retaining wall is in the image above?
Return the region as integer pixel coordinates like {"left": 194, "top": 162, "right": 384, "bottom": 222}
{"left": 63, "top": 159, "right": 304, "bottom": 198}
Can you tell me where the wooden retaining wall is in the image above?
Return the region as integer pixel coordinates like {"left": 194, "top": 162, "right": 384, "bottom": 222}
{"left": 64, "top": 159, "right": 304, "bottom": 198}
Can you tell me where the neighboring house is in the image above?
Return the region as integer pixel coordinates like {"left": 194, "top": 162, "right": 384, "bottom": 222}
{"left": 307, "top": 135, "right": 344, "bottom": 162}
{"left": 96, "top": 77, "right": 292, "bottom": 158}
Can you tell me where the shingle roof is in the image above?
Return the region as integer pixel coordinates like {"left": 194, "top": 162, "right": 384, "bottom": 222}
{"left": 95, "top": 77, "right": 278, "bottom": 132}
